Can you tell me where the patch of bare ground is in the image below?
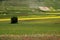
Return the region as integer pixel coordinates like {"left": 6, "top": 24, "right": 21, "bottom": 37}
{"left": 0, "top": 34, "right": 60, "bottom": 40}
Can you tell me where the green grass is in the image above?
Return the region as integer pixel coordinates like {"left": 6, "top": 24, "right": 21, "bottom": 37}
{"left": 0, "top": 18, "right": 60, "bottom": 35}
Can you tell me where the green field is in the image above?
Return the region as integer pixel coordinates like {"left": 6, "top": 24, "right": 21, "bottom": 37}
{"left": 0, "top": 0, "right": 60, "bottom": 40}
{"left": 0, "top": 9, "right": 60, "bottom": 35}
{"left": 0, "top": 18, "right": 60, "bottom": 35}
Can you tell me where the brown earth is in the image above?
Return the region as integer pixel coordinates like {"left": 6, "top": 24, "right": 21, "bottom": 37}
{"left": 0, "top": 34, "right": 60, "bottom": 40}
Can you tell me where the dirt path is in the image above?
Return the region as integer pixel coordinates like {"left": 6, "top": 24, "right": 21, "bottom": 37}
{"left": 0, "top": 16, "right": 60, "bottom": 21}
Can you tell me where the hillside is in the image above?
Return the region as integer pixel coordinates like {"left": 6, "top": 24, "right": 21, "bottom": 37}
{"left": 0, "top": 0, "right": 60, "bottom": 11}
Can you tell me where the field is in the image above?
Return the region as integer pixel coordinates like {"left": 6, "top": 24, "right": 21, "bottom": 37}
{"left": 0, "top": 6, "right": 60, "bottom": 39}
{"left": 0, "top": 15, "right": 60, "bottom": 40}
{"left": 0, "top": 0, "right": 60, "bottom": 40}
{"left": 1, "top": 15, "right": 60, "bottom": 39}
{"left": 0, "top": 7, "right": 60, "bottom": 40}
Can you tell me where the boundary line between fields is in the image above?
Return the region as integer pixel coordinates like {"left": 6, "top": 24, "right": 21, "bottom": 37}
{"left": 0, "top": 16, "right": 60, "bottom": 21}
